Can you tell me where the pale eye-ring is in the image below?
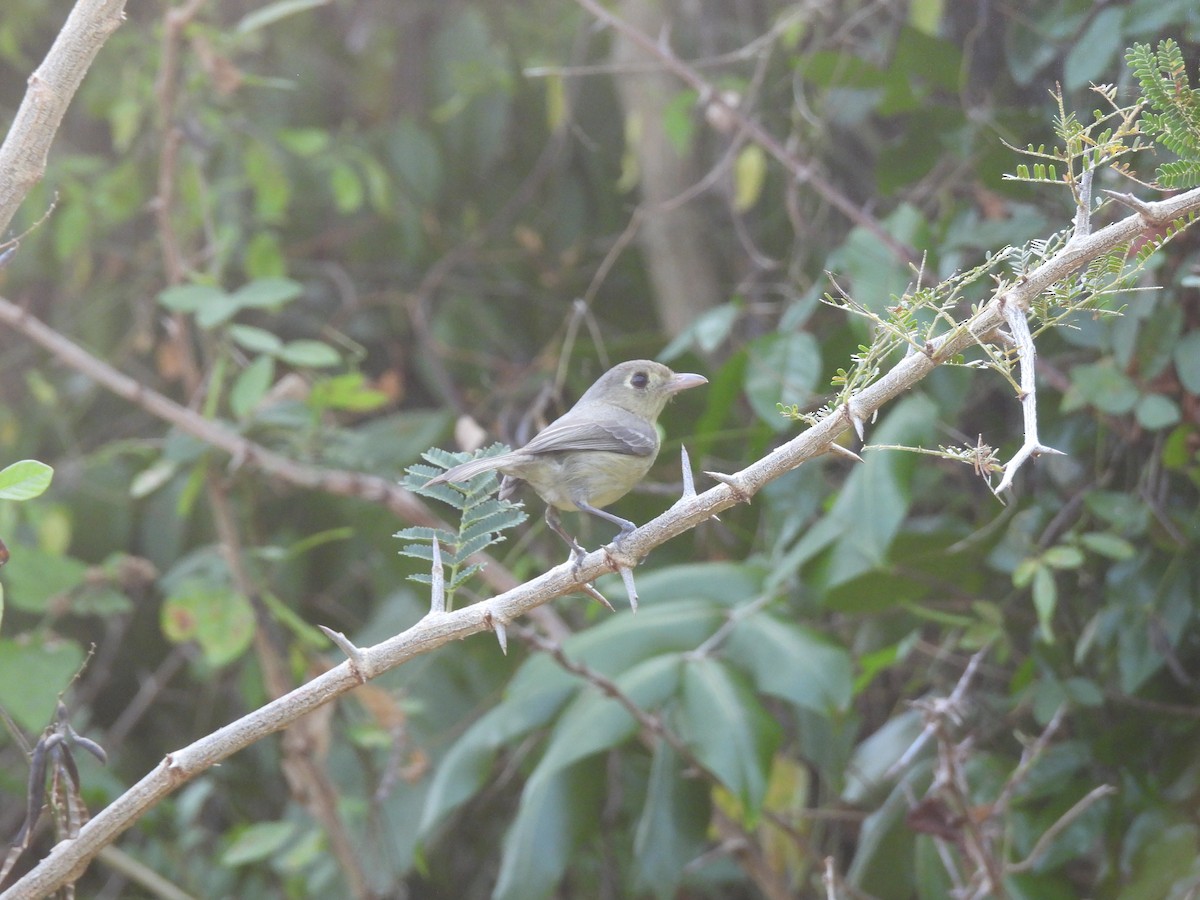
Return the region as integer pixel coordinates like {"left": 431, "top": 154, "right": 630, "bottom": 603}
{"left": 630, "top": 371, "right": 650, "bottom": 389}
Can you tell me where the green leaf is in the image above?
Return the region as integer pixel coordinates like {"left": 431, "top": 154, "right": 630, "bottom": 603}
{"left": 244, "top": 232, "right": 286, "bottom": 278}
{"left": 222, "top": 821, "right": 298, "bottom": 866}
{"left": 418, "top": 690, "right": 571, "bottom": 837}
{"left": 1032, "top": 566, "right": 1057, "bottom": 643}
{"left": 1172, "top": 331, "right": 1200, "bottom": 393}
{"left": 826, "top": 204, "right": 928, "bottom": 312}
{"left": 1063, "top": 6, "right": 1125, "bottom": 91}
{"left": 604, "top": 561, "right": 767, "bottom": 610}
{"left": 1079, "top": 531, "right": 1135, "bottom": 560}
{"left": 679, "top": 657, "right": 781, "bottom": 817}
{"left": 130, "top": 459, "right": 178, "bottom": 499}
{"left": 725, "top": 614, "right": 853, "bottom": 714}
{"left": 661, "top": 88, "right": 699, "bottom": 155}
{"left": 493, "top": 760, "right": 603, "bottom": 900}
{"left": 1062, "top": 360, "right": 1138, "bottom": 415}
{"left": 388, "top": 118, "right": 443, "bottom": 204}
{"left": 633, "top": 741, "right": 711, "bottom": 896}
{"left": 846, "top": 768, "right": 923, "bottom": 896}
{"left": 308, "top": 372, "right": 389, "bottom": 412}
{"left": 236, "top": 0, "right": 329, "bottom": 34}
{"left": 228, "top": 324, "right": 284, "bottom": 355}
{"left": 1135, "top": 393, "right": 1181, "bottom": 430}
{"left": 907, "top": 0, "right": 944, "bottom": 34}
{"left": 277, "top": 127, "right": 330, "bottom": 157}
{"left": 1, "top": 546, "right": 89, "bottom": 612}
{"left": 161, "top": 579, "right": 255, "bottom": 667}
{"left": 244, "top": 140, "right": 290, "bottom": 224}
{"left": 660, "top": 302, "right": 740, "bottom": 360}
{"left": 330, "top": 161, "right": 364, "bottom": 213}
{"left": 842, "top": 710, "right": 926, "bottom": 804}
{"left": 783, "top": 394, "right": 937, "bottom": 587}
{"left": 0, "top": 459, "right": 53, "bottom": 500}
{"left": 743, "top": 331, "right": 822, "bottom": 431}
{"left": 230, "top": 355, "right": 276, "bottom": 419}
{"left": 733, "top": 144, "right": 767, "bottom": 212}
{"left": 505, "top": 599, "right": 725, "bottom": 703}
{"left": 229, "top": 277, "right": 304, "bottom": 310}
{"left": 277, "top": 340, "right": 341, "bottom": 368}
{"left": 535, "top": 654, "right": 682, "bottom": 776}
{"left": 158, "top": 283, "right": 226, "bottom": 313}
{"left": 1042, "top": 545, "right": 1084, "bottom": 569}
{"left": 195, "top": 294, "right": 243, "bottom": 330}
{"left": 1120, "top": 821, "right": 1200, "bottom": 900}
{"left": 0, "top": 638, "right": 86, "bottom": 733}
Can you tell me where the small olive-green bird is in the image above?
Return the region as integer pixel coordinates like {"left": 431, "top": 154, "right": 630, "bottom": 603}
{"left": 425, "top": 360, "right": 707, "bottom": 561}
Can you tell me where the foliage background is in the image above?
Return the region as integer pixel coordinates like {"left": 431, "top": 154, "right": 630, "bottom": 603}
{"left": 2, "top": 0, "right": 1200, "bottom": 897}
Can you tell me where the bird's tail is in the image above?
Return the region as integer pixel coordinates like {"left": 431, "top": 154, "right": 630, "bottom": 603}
{"left": 423, "top": 453, "right": 511, "bottom": 488}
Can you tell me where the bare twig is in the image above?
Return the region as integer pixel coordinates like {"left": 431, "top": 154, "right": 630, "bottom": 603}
{"left": 1006, "top": 784, "right": 1117, "bottom": 875}
{"left": 206, "top": 478, "right": 371, "bottom": 900}
{"left": 0, "top": 0, "right": 127, "bottom": 236}
{"left": 884, "top": 644, "right": 991, "bottom": 781}
{"left": 991, "top": 298, "right": 1065, "bottom": 495}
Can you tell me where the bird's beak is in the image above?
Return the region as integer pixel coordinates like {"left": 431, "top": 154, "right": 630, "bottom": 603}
{"left": 665, "top": 372, "right": 708, "bottom": 395}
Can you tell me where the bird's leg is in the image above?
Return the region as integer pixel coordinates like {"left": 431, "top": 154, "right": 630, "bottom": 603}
{"left": 545, "top": 506, "right": 587, "bottom": 570}
{"left": 574, "top": 500, "right": 637, "bottom": 547}
{"left": 546, "top": 506, "right": 615, "bottom": 609}
{"left": 575, "top": 500, "right": 641, "bottom": 612}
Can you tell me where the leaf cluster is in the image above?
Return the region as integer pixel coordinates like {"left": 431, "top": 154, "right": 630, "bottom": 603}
{"left": 1128, "top": 39, "right": 1200, "bottom": 188}
{"left": 397, "top": 446, "right": 527, "bottom": 604}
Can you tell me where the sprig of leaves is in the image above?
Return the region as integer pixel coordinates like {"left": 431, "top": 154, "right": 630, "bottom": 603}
{"left": 398, "top": 445, "right": 527, "bottom": 609}
{"left": 1127, "top": 39, "right": 1200, "bottom": 189}
{"left": 1003, "top": 83, "right": 1147, "bottom": 198}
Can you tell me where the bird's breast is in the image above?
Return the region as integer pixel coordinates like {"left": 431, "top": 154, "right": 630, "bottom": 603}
{"left": 505, "top": 449, "right": 657, "bottom": 511}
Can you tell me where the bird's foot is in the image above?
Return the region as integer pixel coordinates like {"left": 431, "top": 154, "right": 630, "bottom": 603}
{"left": 566, "top": 539, "right": 588, "bottom": 580}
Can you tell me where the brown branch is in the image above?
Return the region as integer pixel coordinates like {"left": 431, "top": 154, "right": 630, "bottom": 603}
{"left": 151, "top": 0, "right": 208, "bottom": 393}
{"left": 571, "top": 0, "right": 919, "bottom": 265}
{"left": 0, "top": 296, "right": 520, "bottom": 598}
{"left": 11, "top": 185, "right": 1198, "bottom": 897}
{"left": 206, "top": 478, "right": 371, "bottom": 899}
{"left": 0, "top": 0, "right": 127, "bottom": 237}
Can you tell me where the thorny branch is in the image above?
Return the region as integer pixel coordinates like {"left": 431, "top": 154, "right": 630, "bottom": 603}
{"left": 2, "top": 2, "right": 1200, "bottom": 895}
{"left": 8, "top": 184, "right": 1200, "bottom": 898}
{"left": 991, "top": 162, "right": 1102, "bottom": 496}
{"left": 895, "top": 654, "right": 1116, "bottom": 898}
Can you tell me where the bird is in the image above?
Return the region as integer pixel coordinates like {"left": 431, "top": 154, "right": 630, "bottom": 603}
{"left": 425, "top": 360, "right": 707, "bottom": 565}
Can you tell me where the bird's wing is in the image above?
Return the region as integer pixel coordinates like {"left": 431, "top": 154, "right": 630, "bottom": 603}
{"left": 520, "top": 408, "right": 657, "bottom": 457}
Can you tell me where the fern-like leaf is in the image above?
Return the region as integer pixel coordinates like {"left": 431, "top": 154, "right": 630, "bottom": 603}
{"left": 397, "top": 445, "right": 528, "bottom": 609}
{"left": 1126, "top": 40, "right": 1200, "bottom": 189}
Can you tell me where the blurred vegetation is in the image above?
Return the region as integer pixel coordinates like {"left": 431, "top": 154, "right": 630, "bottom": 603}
{"left": 2, "top": 0, "right": 1200, "bottom": 897}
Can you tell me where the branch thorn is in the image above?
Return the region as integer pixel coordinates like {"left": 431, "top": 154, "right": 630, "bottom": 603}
{"left": 483, "top": 609, "right": 508, "bottom": 655}
{"left": 319, "top": 625, "right": 369, "bottom": 683}
{"left": 826, "top": 442, "right": 864, "bottom": 464}
{"left": 845, "top": 398, "right": 866, "bottom": 441}
{"left": 578, "top": 579, "right": 615, "bottom": 612}
{"left": 704, "top": 470, "right": 751, "bottom": 504}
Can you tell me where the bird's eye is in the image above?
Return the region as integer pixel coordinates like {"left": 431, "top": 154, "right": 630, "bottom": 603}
{"left": 630, "top": 371, "right": 649, "bottom": 389}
